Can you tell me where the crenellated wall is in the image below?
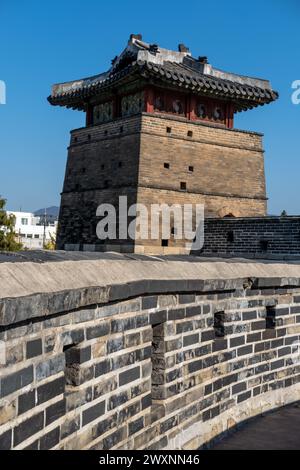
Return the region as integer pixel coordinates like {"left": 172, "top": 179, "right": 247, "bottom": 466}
{"left": 0, "top": 252, "right": 300, "bottom": 450}
{"left": 199, "top": 216, "right": 300, "bottom": 260}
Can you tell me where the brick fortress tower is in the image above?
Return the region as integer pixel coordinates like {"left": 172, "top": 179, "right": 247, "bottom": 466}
{"left": 49, "top": 34, "right": 278, "bottom": 254}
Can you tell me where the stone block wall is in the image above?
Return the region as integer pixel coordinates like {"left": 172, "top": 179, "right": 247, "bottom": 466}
{"left": 198, "top": 216, "right": 300, "bottom": 259}
{"left": 139, "top": 113, "right": 266, "bottom": 211}
{"left": 57, "top": 115, "right": 141, "bottom": 250}
{"left": 57, "top": 112, "right": 267, "bottom": 253}
{"left": 1, "top": 255, "right": 300, "bottom": 450}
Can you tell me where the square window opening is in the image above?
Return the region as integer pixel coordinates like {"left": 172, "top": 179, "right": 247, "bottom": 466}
{"left": 260, "top": 240, "right": 269, "bottom": 251}
{"left": 227, "top": 231, "right": 235, "bottom": 243}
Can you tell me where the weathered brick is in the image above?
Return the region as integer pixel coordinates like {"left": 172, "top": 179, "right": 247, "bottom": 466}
{"left": 24, "top": 439, "right": 39, "bottom": 450}
{"left": 168, "top": 308, "right": 185, "bottom": 321}
{"left": 65, "top": 363, "right": 94, "bottom": 386}
{"left": 0, "top": 429, "right": 12, "bottom": 450}
{"left": 202, "top": 409, "right": 210, "bottom": 422}
{"left": 125, "top": 332, "right": 140, "bottom": 348}
{"left": 212, "top": 339, "right": 227, "bottom": 352}
{"left": 36, "top": 354, "right": 65, "bottom": 381}
{"left": 108, "top": 391, "right": 129, "bottom": 410}
{"left": 237, "top": 391, "right": 251, "bottom": 403}
{"left": 6, "top": 343, "right": 24, "bottom": 365}
{"left": 141, "top": 393, "right": 152, "bottom": 410}
{"left": 94, "top": 377, "right": 118, "bottom": 399}
{"left": 230, "top": 335, "right": 245, "bottom": 347}
{"left": 136, "top": 314, "right": 149, "bottom": 328}
{"left": 150, "top": 310, "right": 167, "bottom": 325}
{"left": 72, "top": 308, "right": 95, "bottom": 324}
{"left": 61, "top": 329, "right": 84, "bottom": 347}
{"left": 37, "top": 376, "right": 65, "bottom": 404}
{"left": 278, "top": 346, "right": 291, "bottom": 357}
{"left": 175, "top": 322, "right": 189, "bottom": 336}
{"left": 65, "top": 345, "right": 91, "bottom": 365}
{"left": 160, "top": 415, "right": 178, "bottom": 433}
{"left": 39, "top": 427, "right": 60, "bottom": 450}
{"left": 107, "top": 337, "right": 124, "bottom": 354}
{"left": 188, "top": 359, "right": 202, "bottom": 374}
{"left": 82, "top": 400, "right": 105, "bottom": 426}
{"left": 166, "top": 338, "right": 182, "bottom": 352}
{"left": 179, "top": 294, "right": 195, "bottom": 305}
{"left": 18, "top": 389, "right": 36, "bottom": 415}
{"left": 92, "top": 414, "right": 118, "bottom": 439}
{"left": 201, "top": 330, "right": 215, "bottom": 342}
{"left": 251, "top": 320, "right": 266, "bottom": 331}
{"left": 276, "top": 307, "right": 290, "bottom": 316}
{"left": 255, "top": 364, "right": 269, "bottom": 374}
{"left": 271, "top": 359, "right": 285, "bottom": 371}
{"left": 204, "top": 384, "right": 213, "bottom": 395}
{"left": 232, "top": 382, "right": 247, "bottom": 395}
{"left": 142, "top": 296, "right": 158, "bottom": 310}
{"left": 65, "top": 386, "right": 92, "bottom": 412}
{"left": 13, "top": 411, "right": 44, "bottom": 446}
{"left": 222, "top": 373, "right": 238, "bottom": 386}
{"left": 247, "top": 332, "right": 261, "bottom": 343}
{"left": 102, "top": 426, "right": 127, "bottom": 450}
{"left": 237, "top": 345, "right": 252, "bottom": 356}
{"left": 46, "top": 398, "right": 66, "bottom": 425}
{"left": 26, "top": 339, "right": 43, "bottom": 359}
{"left": 86, "top": 323, "right": 110, "bottom": 339}
{"left": 128, "top": 417, "right": 144, "bottom": 436}
{"left": 94, "top": 359, "right": 111, "bottom": 377}
{"left": 44, "top": 334, "right": 56, "bottom": 353}
{"left": 119, "top": 366, "right": 140, "bottom": 386}
{"left": 242, "top": 310, "right": 257, "bottom": 321}
{"left": 0, "top": 365, "right": 33, "bottom": 398}
{"left": 119, "top": 299, "right": 140, "bottom": 314}
{"left": 61, "top": 415, "right": 80, "bottom": 439}
{"left": 0, "top": 400, "right": 16, "bottom": 425}
{"left": 210, "top": 405, "right": 220, "bottom": 418}
{"left": 183, "top": 333, "right": 199, "bottom": 347}
{"left": 213, "top": 378, "right": 223, "bottom": 391}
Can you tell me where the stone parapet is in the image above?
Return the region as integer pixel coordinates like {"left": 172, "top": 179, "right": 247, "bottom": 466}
{"left": 198, "top": 216, "right": 300, "bottom": 259}
{"left": 0, "top": 252, "right": 300, "bottom": 449}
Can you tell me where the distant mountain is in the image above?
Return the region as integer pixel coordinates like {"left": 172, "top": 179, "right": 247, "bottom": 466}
{"left": 34, "top": 206, "right": 59, "bottom": 217}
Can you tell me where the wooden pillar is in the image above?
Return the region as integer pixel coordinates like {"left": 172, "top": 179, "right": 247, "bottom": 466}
{"left": 189, "top": 95, "right": 197, "bottom": 121}
{"left": 86, "top": 103, "right": 93, "bottom": 126}
{"left": 144, "top": 86, "right": 154, "bottom": 113}
{"left": 226, "top": 103, "right": 234, "bottom": 129}
{"left": 186, "top": 94, "right": 191, "bottom": 120}
{"left": 112, "top": 94, "right": 118, "bottom": 119}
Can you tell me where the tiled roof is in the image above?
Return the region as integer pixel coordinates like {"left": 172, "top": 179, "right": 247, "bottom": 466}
{"left": 48, "top": 36, "right": 278, "bottom": 112}
{"left": 141, "top": 61, "right": 278, "bottom": 111}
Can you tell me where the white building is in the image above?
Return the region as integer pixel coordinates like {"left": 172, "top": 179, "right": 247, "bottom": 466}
{"left": 6, "top": 211, "right": 57, "bottom": 250}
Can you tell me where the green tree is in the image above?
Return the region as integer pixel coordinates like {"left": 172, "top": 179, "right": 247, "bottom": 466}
{"left": 281, "top": 210, "right": 288, "bottom": 217}
{"left": 44, "top": 232, "right": 56, "bottom": 250}
{"left": 0, "top": 197, "right": 23, "bottom": 251}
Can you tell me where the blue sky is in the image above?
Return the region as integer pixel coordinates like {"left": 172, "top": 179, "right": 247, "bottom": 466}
{"left": 0, "top": 0, "right": 299, "bottom": 214}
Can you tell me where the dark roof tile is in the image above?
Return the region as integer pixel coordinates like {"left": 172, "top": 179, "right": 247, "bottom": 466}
{"left": 48, "top": 59, "right": 278, "bottom": 113}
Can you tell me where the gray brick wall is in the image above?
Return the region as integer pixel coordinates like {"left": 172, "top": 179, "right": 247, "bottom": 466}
{"left": 198, "top": 216, "right": 300, "bottom": 259}
{"left": 1, "top": 277, "right": 300, "bottom": 449}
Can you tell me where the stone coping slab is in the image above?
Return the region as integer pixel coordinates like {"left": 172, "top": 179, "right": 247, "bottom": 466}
{"left": 1, "top": 251, "right": 300, "bottom": 326}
